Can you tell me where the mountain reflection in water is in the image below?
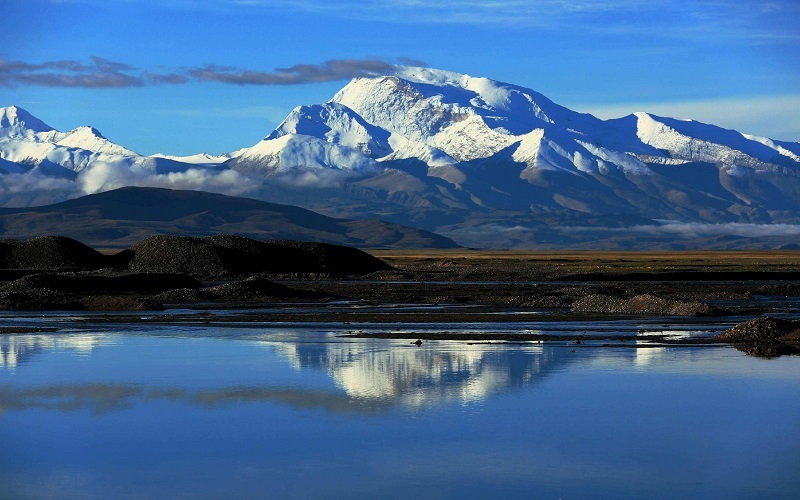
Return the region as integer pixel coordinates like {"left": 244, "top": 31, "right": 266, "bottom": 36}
{"left": 2, "top": 326, "right": 798, "bottom": 499}
{"left": 0, "top": 322, "right": 758, "bottom": 416}
{"left": 265, "top": 339, "right": 559, "bottom": 408}
{"left": 0, "top": 333, "right": 119, "bottom": 371}
{"left": 0, "top": 329, "right": 591, "bottom": 412}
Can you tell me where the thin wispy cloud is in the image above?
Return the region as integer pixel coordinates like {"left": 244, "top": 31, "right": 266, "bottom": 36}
{"left": 40, "top": 0, "right": 800, "bottom": 43}
{"left": 212, "top": 0, "right": 800, "bottom": 40}
{"left": 563, "top": 221, "right": 800, "bottom": 238}
{"left": 188, "top": 58, "right": 399, "bottom": 85}
{"left": 0, "top": 57, "right": 150, "bottom": 88}
{"left": 47, "top": 0, "right": 800, "bottom": 30}
{"left": 0, "top": 57, "right": 416, "bottom": 89}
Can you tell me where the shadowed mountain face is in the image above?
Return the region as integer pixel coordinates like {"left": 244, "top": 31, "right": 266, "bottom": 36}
{"left": 0, "top": 187, "right": 459, "bottom": 249}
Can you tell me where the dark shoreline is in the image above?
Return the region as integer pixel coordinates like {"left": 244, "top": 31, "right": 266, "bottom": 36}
{"left": 1, "top": 237, "right": 799, "bottom": 357}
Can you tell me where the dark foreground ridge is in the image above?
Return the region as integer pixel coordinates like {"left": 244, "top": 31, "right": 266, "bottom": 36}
{"left": 0, "top": 187, "right": 460, "bottom": 249}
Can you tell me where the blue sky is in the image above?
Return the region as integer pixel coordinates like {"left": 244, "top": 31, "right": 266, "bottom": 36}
{"left": 2, "top": 0, "right": 799, "bottom": 155}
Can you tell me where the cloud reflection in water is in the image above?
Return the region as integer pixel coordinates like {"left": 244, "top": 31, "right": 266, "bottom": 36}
{"left": 1, "top": 332, "right": 575, "bottom": 413}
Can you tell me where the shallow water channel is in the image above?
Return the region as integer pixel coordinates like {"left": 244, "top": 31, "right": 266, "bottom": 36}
{"left": 1, "top": 312, "right": 799, "bottom": 498}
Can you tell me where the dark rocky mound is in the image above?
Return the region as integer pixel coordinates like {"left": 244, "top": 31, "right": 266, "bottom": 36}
{"left": 714, "top": 316, "right": 800, "bottom": 358}
{"left": 125, "top": 234, "right": 392, "bottom": 279}
{"left": 152, "top": 288, "right": 207, "bottom": 303}
{"left": 1, "top": 272, "right": 202, "bottom": 295}
{"left": 0, "top": 236, "right": 105, "bottom": 270}
{"left": 571, "top": 293, "right": 717, "bottom": 316}
{"left": 125, "top": 236, "right": 231, "bottom": 278}
{"left": 203, "top": 276, "right": 325, "bottom": 301}
{"left": 0, "top": 286, "right": 82, "bottom": 310}
{"left": 266, "top": 239, "right": 393, "bottom": 276}
{"left": 714, "top": 317, "right": 800, "bottom": 342}
{"left": 0, "top": 272, "right": 201, "bottom": 311}
{"left": 203, "top": 234, "right": 299, "bottom": 274}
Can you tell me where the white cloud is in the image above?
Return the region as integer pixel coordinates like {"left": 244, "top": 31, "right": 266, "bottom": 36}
{"left": 0, "top": 163, "right": 263, "bottom": 207}
{"left": 0, "top": 172, "right": 75, "bottom": 195}
{"left": 564, "top": 221, "right": 800, "bottom": 238}
{"left": 0, "top": 172, "right": 81, "bottom": 207}
{"left": 76, "top": 162, "right": 259, "bottom": 196}
{"left": 269, "top": 168, "right": 361, "bottom": 188}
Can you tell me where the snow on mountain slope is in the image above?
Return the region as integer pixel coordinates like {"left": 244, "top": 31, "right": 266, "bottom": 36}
{"left": 380, "top": 135, "right": 456, "bottom": 167}
{"left": 228, "top": 134, "right": 380, "bottom": 179}
{"left": 150, "top": 150, "right": 246, "bottom": 166}
{"left": 0, "top": 106, "right": 197, "bottom": 176}
{"left": 234, "top": 68, "right": 623, "bottom": 178}
{"left": 633, "top": 112, "right": 799, "bottom": 170}
{"left": 55, "top": 126, "right": 137, "bottom": 156}
{"left": 428, "top": 114, "right": 517, "bottom": 162}
{"left": 262, "top": 68, "right": 648, "bottom": 177}
{"left": 0, "top": 106, "right": 54, "bottom": 139}
{"left": 268, "top": 102, "right": 393, "bottom": 158}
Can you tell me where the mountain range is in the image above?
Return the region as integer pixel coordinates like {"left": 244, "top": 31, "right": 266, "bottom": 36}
{"left": 2, "top": 67, "right": 800, "bottom": 249}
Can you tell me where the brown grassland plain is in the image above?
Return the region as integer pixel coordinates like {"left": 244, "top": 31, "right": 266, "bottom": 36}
{"left": 367, "top": 249, "right": 800, "bottom": 278}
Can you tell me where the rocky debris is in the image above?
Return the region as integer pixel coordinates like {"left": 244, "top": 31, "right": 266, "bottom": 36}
{"left": 0, "top": 272, "right": 201, "bottom": 310}
{"left": 79, "top": 296, "right": 163, "bottom": 311}
{"left": 125, "top": 235, "right": 392, "bottom": 279}
{"left": 571, "top": 293, "right": 716, "bottom": 316}
{"left": 714, "top": 317, "right": 800, "bottom": 342}
{"left": 0, "top": 236, "right": 105, "bottom": 270}
{"left": 126, "top": 236, "right": 231, "bottom": 278}
{"left": 152, "top": 288, "right": 206, "bottom": 303}
{"left": 0, "top": 326, "right": 59, "bottom": 334}
{"left": 714, "top": 316, "right": 800, "bottom": 358}
{"left": 0, "top": 272, "right": 202, "bottom": 295}
{"left": 203, "top": 276, "right": 326, "bottom": 301}
{"left": 0, "top": 286, "right": 83, "bottom": 310}
{"left": 522, "top": 295, "right": 571, "bottom": 308}
{"left": 751, "top": 284, "right": 800, "bottom": 297}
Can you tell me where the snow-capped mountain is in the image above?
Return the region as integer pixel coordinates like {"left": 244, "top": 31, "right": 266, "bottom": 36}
{"left": 0, "top": 106, "right": 193, "bottom": 177}
{"left": 228, "top": 133, "right": 381, "bottom": 178}
{"left": 226, "top": 68, "right": 800, "bottom": 237}
{"left": 3, "top": 67, "right": 800, "bottom": 248}
{"left": 240, "top": 67, "right": 800, "bottom": 177}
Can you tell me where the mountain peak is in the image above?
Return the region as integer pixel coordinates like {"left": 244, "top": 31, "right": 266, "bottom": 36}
{"left": 0, "top": 105, "right": 55, "bottom": 138}
{"left": 70, "top": 125, "right": 106, "bottom": 139}
{"left": 54, "top": 124, "right": 137, "bottom": 157}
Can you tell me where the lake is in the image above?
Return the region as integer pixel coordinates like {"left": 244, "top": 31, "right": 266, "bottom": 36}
{"left": 1, "top": 314, "right": 799, "bottom": 499}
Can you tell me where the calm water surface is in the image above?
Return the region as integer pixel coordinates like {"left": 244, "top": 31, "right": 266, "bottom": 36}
{"left": 1, "top": 316, "right": 799, "bottom": 499}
